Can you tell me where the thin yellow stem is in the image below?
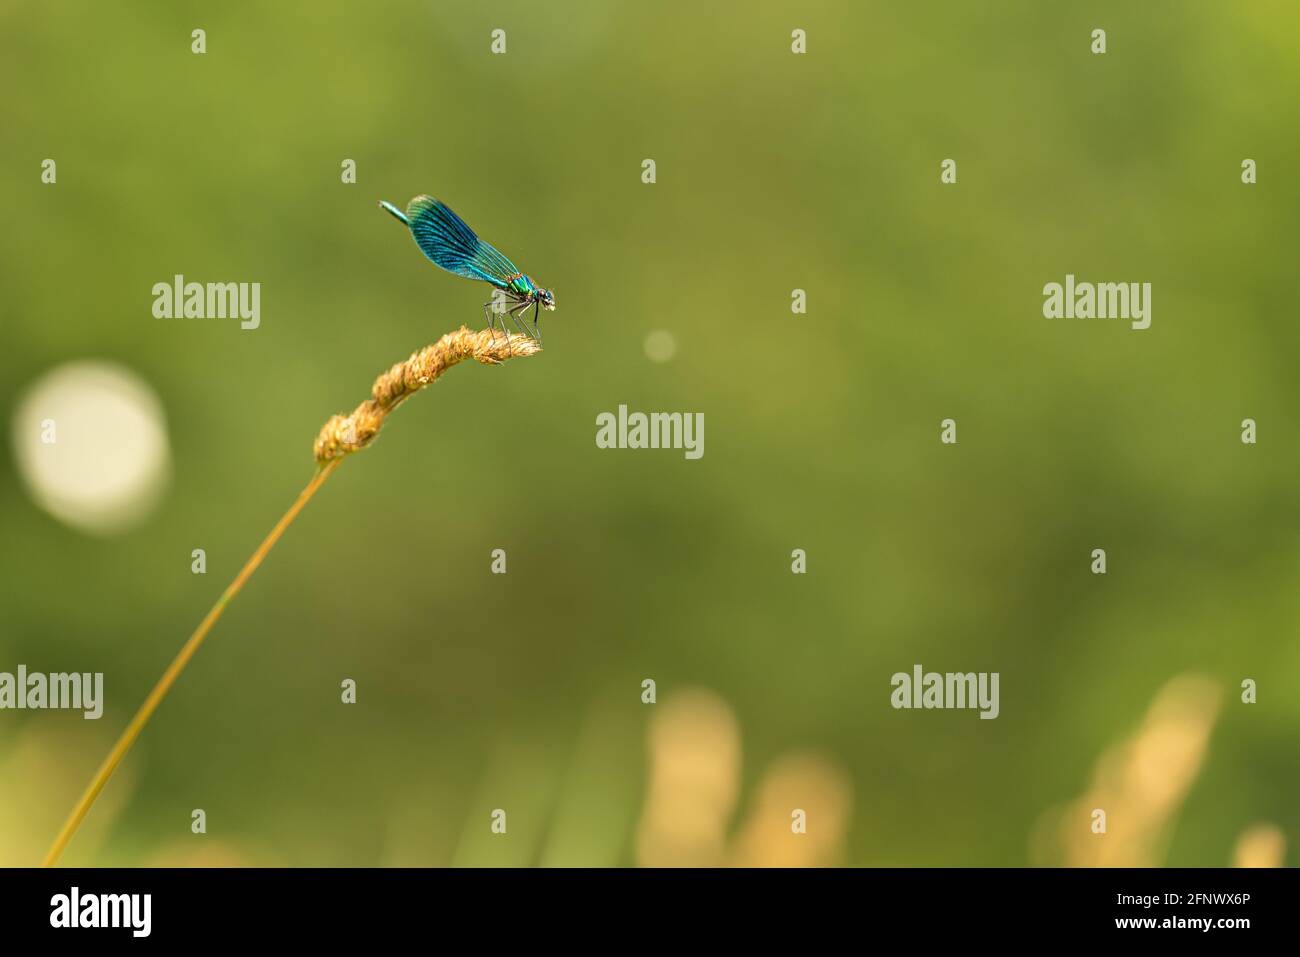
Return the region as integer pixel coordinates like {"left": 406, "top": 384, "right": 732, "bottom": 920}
{"left": 42, "top": 458, "right": 343, "bottom": 867}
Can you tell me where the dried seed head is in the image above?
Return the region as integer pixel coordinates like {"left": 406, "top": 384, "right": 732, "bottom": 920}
{"left": 313, "top": 327, "right": 540, "bottom": 464}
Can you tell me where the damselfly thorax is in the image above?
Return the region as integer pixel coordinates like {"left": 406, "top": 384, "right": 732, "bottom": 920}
{"left": 379, "top": 196, "right": 555, "bottom": 344}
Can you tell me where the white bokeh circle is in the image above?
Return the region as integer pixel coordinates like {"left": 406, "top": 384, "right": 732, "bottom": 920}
{"left": 11, "top": 360, "right": 171, "bottom": 535}
{"left": 644, "top": 330, "right": 677, "bottom": 363}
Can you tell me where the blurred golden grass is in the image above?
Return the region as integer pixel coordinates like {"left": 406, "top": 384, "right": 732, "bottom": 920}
{"left": 1233, "top": 823, "right": 1286, "bottom": 868}
{"left": 1034, "top": 674, "right": 1221, "bottom": 867}
{"left": 730, "top": 754, "right": 852, "bottom": 868}
{"left": 636, "top": 689, "right": 741, "bottom": 867}
{"left": 1033, "top": 673, "right": 1286, "bottom": 868}
{"left": 636, "top": 689, "right": 853, "bottom": 867}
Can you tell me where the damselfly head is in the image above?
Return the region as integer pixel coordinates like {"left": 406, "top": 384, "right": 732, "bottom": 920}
{"left": 538, "top": 287, "right": 556, "bottom": 311}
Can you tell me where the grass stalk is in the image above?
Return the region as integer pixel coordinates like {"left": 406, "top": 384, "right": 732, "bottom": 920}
{"left": 43, "top": 326, "right": 539, "bottom": 866}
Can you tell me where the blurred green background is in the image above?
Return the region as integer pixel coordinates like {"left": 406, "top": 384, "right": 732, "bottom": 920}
{"left": 2, "top": 0, "right": 1299, "bottom": 867}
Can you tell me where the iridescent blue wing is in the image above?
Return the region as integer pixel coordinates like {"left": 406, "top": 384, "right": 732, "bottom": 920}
{"left": 405, "top": 196, "right": 522, "bottom": 290}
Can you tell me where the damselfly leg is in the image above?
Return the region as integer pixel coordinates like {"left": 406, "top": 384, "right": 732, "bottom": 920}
{"left": 482, "top": 293, "right": 542, "bottom": 351}
{"left": 482, "top": 299, "right": 505, "bottom": 349}
{"left": 529, "top": 299, "right": 543, "bottom": 345}
{"left": 505, "top": 300, "right": 541, "bottom": 347}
